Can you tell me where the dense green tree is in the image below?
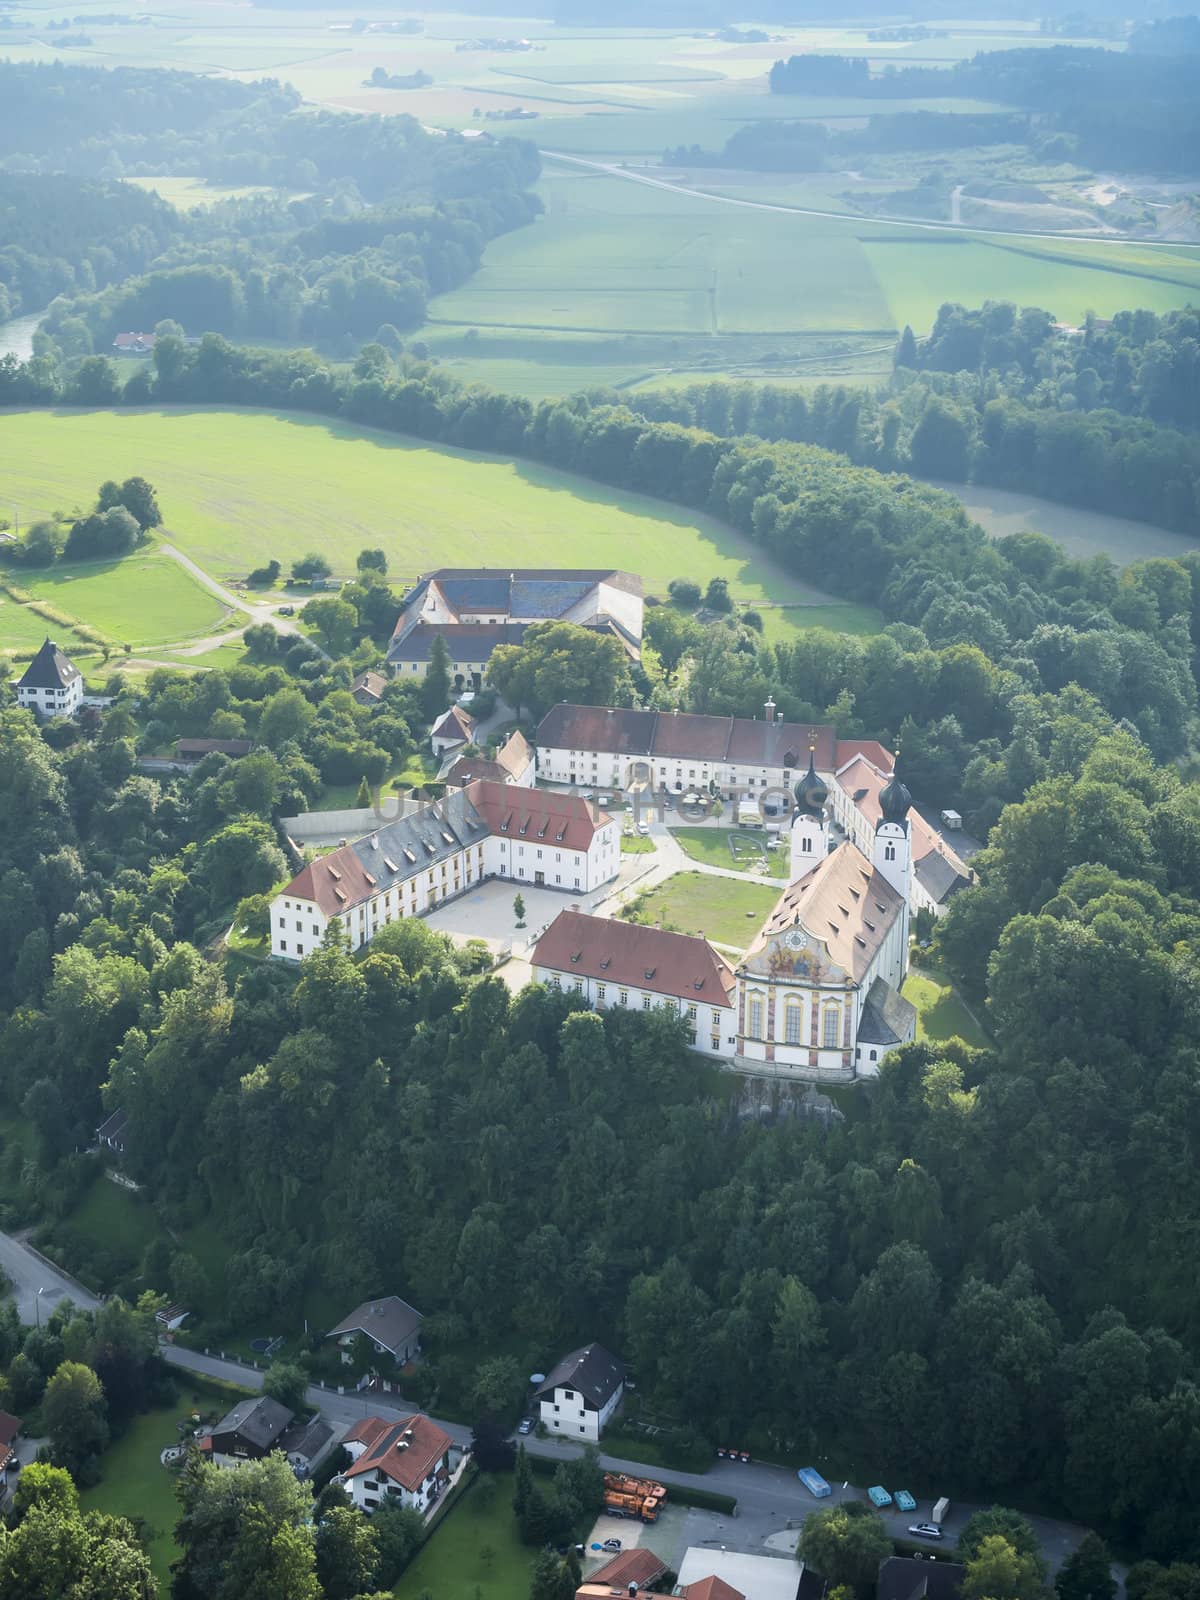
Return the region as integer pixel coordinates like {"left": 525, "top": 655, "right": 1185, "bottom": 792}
{"left": 171, "top": 1452, "right": 319, "bottom": 1600}
{"left": 261, "top": 1360, "right": 309, "bottom": 1413}
{"left": 316, "top": 1505, "right": 380, "bottom": 1600}
{"left": 797, "top": 1504, "right": 892, "bottom": 1593}
{"left": 0, "top": 1463, "right": 154, "bottom": 1600}
{"left": 43, "top": 1361, "right": 109, "bottom": 1477}
{"left": 1056, "top": 1535, "right": 1116, "bottom": 1600}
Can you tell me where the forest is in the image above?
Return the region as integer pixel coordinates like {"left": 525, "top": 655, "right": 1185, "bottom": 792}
{"left": 769, "top": 42, "right": 1200, "bottom": 171}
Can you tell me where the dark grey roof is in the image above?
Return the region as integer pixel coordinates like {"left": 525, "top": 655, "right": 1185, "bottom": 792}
{"left": 213, "top": 1395, "right": 293, "bottom": 1449}
{"left": 17, "top": 639, "right": 80, "bottom": 690}
{"left": 350, "top": 788, "right": 490, "bottom": 889}
{"left": 877, "top": 1558, "right": 965, "bottom": 1600}
{"left": 279, "top": 1415, "right": 333, "bottom": 1461}
{"left": 327, "top": 1295, "right": 423, "bottom": 1355}
{"left": 857, "top": 977, "right": 917, "bottom": 1047}
{"left": 387, "top": 621, "right": 527, "bottom": 664}
{"left": 914, "top": 850, "right": 971, "bottom": 905}
{"left": 534, "top": 1342, "right": 624, "bottom": 1410}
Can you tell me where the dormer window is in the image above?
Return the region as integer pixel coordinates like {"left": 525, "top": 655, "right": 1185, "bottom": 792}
{"left": 570, "top": 952, "right": 581, "bottom": 963}
{"left": 644, "top": 967, "right": 656, "bottom": 980}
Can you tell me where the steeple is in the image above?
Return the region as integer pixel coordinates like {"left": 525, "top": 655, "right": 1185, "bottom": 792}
{"left": 873, "top": 747, "right": 912, "bottom": 913}
{"left": 790, "top": 734, "right": 829, "bottom": 879}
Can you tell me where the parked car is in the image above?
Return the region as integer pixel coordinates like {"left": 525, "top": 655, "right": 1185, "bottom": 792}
{"left": 602, "top": 1539, "right": 623, "bottom": 1553}
{"left": 637, "top": 823, "right": 650, "bottom": 836}
{"left": 278, "top": 605, "right": 295, "bottom": 616}
{"left": 517, "top": 1418, "right": 533, "bottom": 1435}
{"left": 908, "top": 1524, "right": 944, "bottom": 1541}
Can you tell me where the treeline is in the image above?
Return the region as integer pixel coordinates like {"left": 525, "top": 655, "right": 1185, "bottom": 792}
{"left": 666, "top": 111, "right": 1030, "bottom": 173}
{"left": 43, "top": 179, "right": 540, "bottom": 347}
{"left": 769, "top": 44, "right": 1200, "bottom": 172}
{"left": 0, "top": 173, "right": 179, "bottom": 323}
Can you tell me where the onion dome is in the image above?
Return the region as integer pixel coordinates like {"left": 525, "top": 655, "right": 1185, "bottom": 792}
{"left": 878, "top": 769, "right": 913, "bottom": 825}
{"left": 793, "top": 751, "right": 828, "bottom": 816}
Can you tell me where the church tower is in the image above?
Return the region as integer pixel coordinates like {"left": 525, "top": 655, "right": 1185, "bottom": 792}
{"left": 790, "top": 742, "right": 829, "bottom": 881}
{"left": 874, "top": 764, "right": 913, "bottom": 931}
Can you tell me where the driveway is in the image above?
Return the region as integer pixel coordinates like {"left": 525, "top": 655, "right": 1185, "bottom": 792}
{"left": 0, "top": 1231, "right": 100, "bottom": 1324}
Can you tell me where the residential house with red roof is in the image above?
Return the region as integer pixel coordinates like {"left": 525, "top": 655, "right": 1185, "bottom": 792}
{"left": 339, "top": 1414, "right": 455, "bottom": 1514}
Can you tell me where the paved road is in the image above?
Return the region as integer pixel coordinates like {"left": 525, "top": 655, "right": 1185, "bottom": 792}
{"left": 159, "top": 1345, "right": 1096, "bottom": 1574}
{"left": 156, "top": 543, "right": 328, "bottom": 658}
{"left": 543, "top": 151, "right": 1200, "bottom": 253}
{"left": 0, "top": 1230, "right": 100, "bottom": 1324}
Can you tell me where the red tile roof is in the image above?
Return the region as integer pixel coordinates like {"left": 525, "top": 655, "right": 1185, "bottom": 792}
{"left": 536, "top": 705, "right": 835, "bottom": 772}
{"left": 746, "top": 842, "right": 905, "bottom": 984}
{"left": 0, "top": 1412, "right": 20, "bottom": 1448}
{"left": 533, "top": 910, "right": 736, "bottom": 1008}
{"left": 835, "top": 739, "right": 894, "bottom": 773}
{"left": 588, "top": 1549, "right": 669, "bottom": 1589}
{"left": 343, "top": 1413, "right": 452, "bottom": 1492}
{"left": 683, "top": 1578, "right": 745, "bottom": 1600}
{"left": 834, "top": 757, "right": 968, "bottom": 881}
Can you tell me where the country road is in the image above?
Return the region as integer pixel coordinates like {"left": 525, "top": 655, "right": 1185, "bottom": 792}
{"left": 542, "top": 150, "right": 1200, "bottom": 253}
{"left": 158, "top": 1343, "right": 1100, "bottom": 1576}
{"left": 154, "top": 542, "right": 328, "bottom": 658}
{"left": 0, "top": 1229, "right": 100, "bottom": 1324}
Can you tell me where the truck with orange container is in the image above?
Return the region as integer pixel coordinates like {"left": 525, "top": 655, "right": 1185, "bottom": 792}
{"left": 603, "top": 1473, "right": 667, "bottom": 1522}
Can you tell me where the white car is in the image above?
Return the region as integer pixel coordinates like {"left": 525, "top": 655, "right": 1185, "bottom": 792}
{"left": 908, "top": 1524, "right": 944, "bottom": 1541}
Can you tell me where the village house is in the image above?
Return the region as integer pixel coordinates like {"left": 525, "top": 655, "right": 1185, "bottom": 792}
{"left": 339, "top": 1414, "right": 455, "bottom": 1514}
{"left": 534, "top": 1342, "right": 625, "bottom": 1442}
{"left": 430, "top": 704, "right": 477, "bottom": 755}
{"left": 174, "top": 737, "right": 253, "bottom": 763}
{"left": 350, "top": 669, "right": 389, "bottom": 707}
{"left": 0, "top": 1414, "right": 22, "bottom": 1485}
{"left": 203, "top": 1396, "right": 294, "bottom": 1467}
{"left": 269, "top": 780, "right": 618, "bottom": 962}
{"left": 388, "top": 568, "right": 643, "bottom": 690}
{"left": 532, "top": 912, "right": 738, "bottom": 1057}
{"left": 327, "top": 1296, "right": 424, "bottom": 1367}
{"left": 13, "top": 639, "right": 84, "bottom": 719}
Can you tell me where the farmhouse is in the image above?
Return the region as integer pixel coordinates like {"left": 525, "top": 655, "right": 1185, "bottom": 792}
{"left": 327, "top": 1295, "right": 423, "bottom": 1366}
{"left": 350, "top": 669, "right": 389, "bottom": 706}
{"left": 387, "top": 568, "right": 643, "bottom": 689}
{"left": 534, "top": 1342, "right": 625, "bottom": 1442}
{"left": 532, "top": 912, "right": 737, "bottom": 1056}
{"left": 13, "top": 638, "right": 84, "bottom": 719}
{"left": 340, "top": 1413, "right": 454, "bottom": 1514}
{"left": 270, "top": 780, "right": 618, "bottom": 961}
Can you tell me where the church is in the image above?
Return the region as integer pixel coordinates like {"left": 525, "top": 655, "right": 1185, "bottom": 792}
{"left": 734, "top": 752, "right": 917, "bottom": 1077}
{"left": 532, "top": 749, "right": 919, "bottom": 1081}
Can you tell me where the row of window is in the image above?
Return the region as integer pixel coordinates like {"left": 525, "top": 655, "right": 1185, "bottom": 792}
{"left": 745, "top": 993, "right": 843, "bottom": 1048}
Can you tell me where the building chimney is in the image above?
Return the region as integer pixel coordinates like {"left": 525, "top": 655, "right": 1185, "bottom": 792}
{"left": 764, "top": 695, "right": 776, "bottom": 724}
{"left": 629, "top": 1586, "right": 639, "bottom": 1597}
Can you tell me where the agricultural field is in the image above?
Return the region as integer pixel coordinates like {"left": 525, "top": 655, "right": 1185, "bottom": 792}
{"left": 0, "top": 407, "right": 855, "bottom": 644}
{"left": 126, "top": 177, "right": 307, "bottom": 211}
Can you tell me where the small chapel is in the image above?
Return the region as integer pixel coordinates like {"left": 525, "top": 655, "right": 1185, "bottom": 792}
{"left": 734, "top": 750, "right": 918, "bottom": 1077}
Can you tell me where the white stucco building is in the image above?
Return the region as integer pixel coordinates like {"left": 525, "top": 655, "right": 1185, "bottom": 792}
{"left": 270, "top": 779, "right": 617, "bottom": 961}
{"left": 831, "top": 751, "right": 971, "bottom": 919}
{"left": 532, "top": 910, "right": 738, "bottom": 1056}
{"left": 340, "top": 1414, "right": 455, "bottom": 1514}
{"left": 534, "top": 1343, "right": 625, "bottom": 1442}
{"left": 13, "top": 638, "right": 84, "bottom": 718}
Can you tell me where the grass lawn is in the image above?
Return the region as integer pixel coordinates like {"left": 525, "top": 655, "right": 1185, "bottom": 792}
{"left": 395, "top": 1473, "right": 538, "bottom": 1600}
{"left": 621, "top": 832, "right": 655, "bottom": 854}
{"left": 19, "top": 553, "right": 234, "bottom": 648}
{"left": 0, "top": 408, "right": 851, "bottom": 643}
{"left": 670, "top": 826, "right": 789, "bottom": 872}
{"left": 902, "top": 965, "right": 990, "bottom": 1049}
{"left": 623, "top": 870, "right": 778, "bottom": 950}
{"left": 80, "top": 1397, "right": 199, "bottom": 1588}
{"left": 65, "top": 1173, "right": 168, "bottom": 1267}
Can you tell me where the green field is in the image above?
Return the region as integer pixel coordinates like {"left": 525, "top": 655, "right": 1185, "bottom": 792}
{"left": 80, "top": 1399, "right": 196, "bottom": 1587}
{"left": 623, "top": 869, "right": 778, "bottom": 949}
{"left": 902, "top": 966, "right": 990, "bottom": 1049}
{"left": 395, "top": 1474, "right": 539, "bottom": 1600}
{"left": 17, "top": 554, "right": 233, "bottom": 648}
{"left": 0, "top": 408, "right": 853, "bottom": 641}
{"left": 671, "top": 826, "right": 790, "bottom": 872}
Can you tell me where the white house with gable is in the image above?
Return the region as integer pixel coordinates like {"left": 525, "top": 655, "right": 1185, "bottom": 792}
{"left": 340, "top": 1414, "right": 455, "bottom": 1514}
{"left": 13, "top": 638, "right": 84, "bottom": 719}
{"left": 534, "top": 1343, "right": 625, "bottom": 1442}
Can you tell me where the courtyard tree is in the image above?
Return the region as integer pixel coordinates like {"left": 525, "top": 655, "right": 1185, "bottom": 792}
{"left": 420, "top": 633, "right": 452, "bottom": 721}
{"left": 797, "top": 1503, "right": 892, "bottom": 1594}
{"left": 513, "top": 893, "right": 526, "bottom": 926}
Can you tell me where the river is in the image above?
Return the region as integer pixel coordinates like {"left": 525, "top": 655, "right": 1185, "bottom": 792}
{"left": 929, "top": 478, "right": 1200, "bottom": 565}
{"left": 0, "top": 311, "right": 43, "bottom": 363}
